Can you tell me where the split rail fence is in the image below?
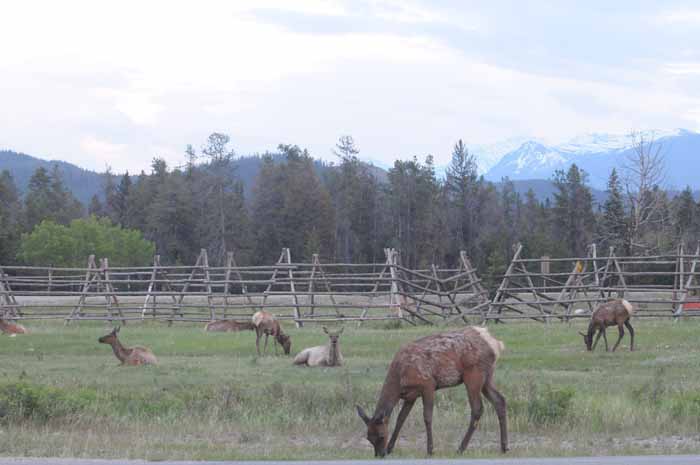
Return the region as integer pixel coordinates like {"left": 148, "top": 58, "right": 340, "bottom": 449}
{"left": 488, "top": 243, "right": 700, "bottom": 321}
{"left": 0, "top": 248, "right": 489, "bottom": 326}
{"left": 3, "top": 243, "right": 699, "bottom": 326}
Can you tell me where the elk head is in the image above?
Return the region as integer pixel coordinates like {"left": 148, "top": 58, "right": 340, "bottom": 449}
{"left": 357, "top": 405, "right": 389, "bottom": 457}
{"left": 277, "top": 333, "right": 291, "bottom": 355}
{"left": 323, "top": 326, "right": 344, "bottom": 347}
{"left": 578, "top": 331, "right": 592, "bottom": 351}
{"left": 99, "top": 326, "right": 120, "bottom": 344}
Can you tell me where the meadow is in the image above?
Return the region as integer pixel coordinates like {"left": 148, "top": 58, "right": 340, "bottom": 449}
{"left": 1, "top": 317, "right": 700, "bottom": 460}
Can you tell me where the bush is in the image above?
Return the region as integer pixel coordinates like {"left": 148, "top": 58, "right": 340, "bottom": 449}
{"left": 527, "top": 385, "right": 576, "bottom": 426}
{"left": 669, "top": 391, "right": 700, "bottom": 419}
{"left": 0, "top": 382, "right": 89, "bottom": 423}
{"left": 18, "top": 216, "right": 155, "bottom": 267}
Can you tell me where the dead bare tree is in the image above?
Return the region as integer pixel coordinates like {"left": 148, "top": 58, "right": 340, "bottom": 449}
{"left": 621, "top": 132, "right": 667, "bottom": 255}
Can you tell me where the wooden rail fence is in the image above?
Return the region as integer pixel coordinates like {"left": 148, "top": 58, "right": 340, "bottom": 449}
{"left": 0, "top": 248, "right": 488, "bottom": 325}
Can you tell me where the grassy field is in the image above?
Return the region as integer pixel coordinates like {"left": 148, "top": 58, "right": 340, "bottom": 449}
{"left": 1, "top": 317, "right": 700, "bottom": 460}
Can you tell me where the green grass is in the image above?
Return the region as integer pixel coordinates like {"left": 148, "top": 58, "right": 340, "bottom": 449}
{"left": 2, "top": 318, "right": 700, "bottom": 459}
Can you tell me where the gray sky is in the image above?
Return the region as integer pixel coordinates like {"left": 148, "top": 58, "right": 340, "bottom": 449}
{"left": 1, "top": 0, "right": 699, "bottom": 173}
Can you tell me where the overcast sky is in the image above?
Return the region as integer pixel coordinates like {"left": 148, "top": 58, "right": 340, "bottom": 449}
{"left": 1, "top": 0, "right": 699, "bottom": 173}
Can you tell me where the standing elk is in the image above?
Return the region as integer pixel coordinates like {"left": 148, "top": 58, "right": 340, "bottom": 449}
{"left": 579, "top": 298, "right": 635, "bottom": 352}
{"left": 0, "top": 319, "right": 28, "bottom": 336}
{"left": 293, "top": 326, "right": 344, "bottom": 367}
{"left": 205, "top": 320, "right": 256, "bottom": 332}
{"left": 356, "top": 326, "right": 507, "bottom": 457}
{"left": 251, "top": 310, "right": 291, "bottom": 356}
{"left": 98, "top": 327, "right": 158, "bottom": 365}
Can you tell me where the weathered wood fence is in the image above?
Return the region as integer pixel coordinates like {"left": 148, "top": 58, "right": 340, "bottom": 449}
{"left": 489, "top": 243, "right": 700, "bottom": 321}
{"left": 4, "top": 243, "right": 699, "bottom": 325}
{"left": 0, "top": 248, "right": 489, "bottom": 326}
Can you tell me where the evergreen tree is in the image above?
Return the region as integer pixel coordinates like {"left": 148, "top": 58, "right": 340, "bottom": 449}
{"left": 0, "top": 171, "right": 22, "bottom": 264}
{"left": 24, "top": 166, "right": 83, "bottom": 231}
{"left": 445, "top": 139, "right": 479, "bottom": 256}
{"left": 673, "top": 187, "right": 699, "bottom": 247}
{"left": 599, "top": 168, "right": 627, "bottom": 252}
{"left": 552, "top": 164, "right": 595, "bottom": 257}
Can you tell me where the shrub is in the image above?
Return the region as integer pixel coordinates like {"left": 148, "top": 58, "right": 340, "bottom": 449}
{"left": 0, "top": 382, "right": 88, "bottom": 423}
{"left": 18, "top": 216, "right": 155, "bottom": 267}
{"left": 527, "top": 385, "right": 576, "bottom": 426}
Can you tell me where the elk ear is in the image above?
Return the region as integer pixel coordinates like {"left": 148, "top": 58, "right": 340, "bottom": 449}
{"left": 372, "top": 410, "right": 387, "bottom": 424}
{"left": 356, "top": 405, "right": 370, "bottom": 425}
{"left": 322, "top": 326, "right": 329, "bottom": 335}
{"left": 338, "top": 327, "right": 344, "bottom": 335}
{"left": 578, "top": 331, "right": 586, "bottom": 337}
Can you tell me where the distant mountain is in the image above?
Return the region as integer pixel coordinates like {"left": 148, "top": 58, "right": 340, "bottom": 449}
{"left": 0, "top": 150, "right": 388, "bottom": 204}
{"left": 484, "top": 129, "right": 700, "bottom": 189}
{"left": 0, "top": 150, "right": 105, "bottom": 204}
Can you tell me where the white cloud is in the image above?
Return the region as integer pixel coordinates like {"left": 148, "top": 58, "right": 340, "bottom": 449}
{"left": 0, "top": 1, "right": 699, "bottom": 173}
{"left": 664, "top": 63, "right": 700, "bottom": 75}
{"left": 658, "top": 9, "right": 700, "bottom": 24}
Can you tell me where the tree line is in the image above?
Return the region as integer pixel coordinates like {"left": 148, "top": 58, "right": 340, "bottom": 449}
{"left": 1, "top": 132, "right": 698, "bottom": 278}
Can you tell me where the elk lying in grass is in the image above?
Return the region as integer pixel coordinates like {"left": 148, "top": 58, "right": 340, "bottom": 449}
{"left": 579, "top": 298, "right": 635, "bottom": 352}
{"left": 251, "top": 310, "right": 291, "bottom": 356}
{"left": 98, "top": 327, "right": 158, "bottom": 366}
{"left": 356, "top": 326, "right": 507, "bottom": 457}
{"left": 0, "top": 319, "right": 28, "bottom": 336}
{"left": 204, "top": 319, "right": 256, "bottom": 332}
{"left": 293, "top": 326, "right": 344, "bottom": 367}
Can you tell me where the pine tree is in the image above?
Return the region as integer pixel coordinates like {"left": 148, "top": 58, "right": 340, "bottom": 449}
{"left": 599, "top": 168, "right": 627, "bottom": 252}
{"left": 0, "top": 170, "right": 22, "bottom": 264}
{"left": 553, "top": 164, "right": 595, "bottom": 257}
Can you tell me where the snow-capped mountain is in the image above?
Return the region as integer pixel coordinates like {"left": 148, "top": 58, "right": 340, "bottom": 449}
{"left": 470, "top": 136, "right": 534, "bottom": 174}
{"left": 484, "top": 129, "right": 700, "bottom": 189}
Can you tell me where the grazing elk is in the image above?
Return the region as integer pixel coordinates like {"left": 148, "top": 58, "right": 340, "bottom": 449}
{"left": 251, "top": 310, "right": 291, "bottom": 356}
{"left": 293, "top": 326, "right": 344, "bottom": 367}
{"left": 356, "top": 326, "right": 507, "bottom": 457}
{"left": 579, "top": 299, "right": 635, "bottom": 352}
{"left": 205, "top": 319, "right": 256, "bottom": 332}
{"left": 98, "top": 327, "right": 158, "bottom": 366}
{"left": 0, "top": 319, "right": 28, "bottom": 336}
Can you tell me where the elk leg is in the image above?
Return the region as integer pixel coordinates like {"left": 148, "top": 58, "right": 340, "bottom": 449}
{"left": 482, "top": 377, "right": 508, "bottom": 453}
{"left": 602, "top": 328, "right": 609, "bottom": 351}
{"left": 625, "top": 320, "right": 635, "bottom": 351}
{"left": 458, "top": 371, "right": 484, "bottom": 454}
{"left": 422, "top": 388, "right": 435, "bottom": 456}
{"left": 255, "top": 329, "right": 261, "bottom": 356}
{"left": 592, "top": 329, "right": 603, "bottom": 351}
{"left": 264, "top": 333, "right": 269, "bottom": 355}
{"left": 387, "top": 399, "right": 416, "bottom": 455}
{"left": 612, "top": 323, "right": 625, "bottom": 352}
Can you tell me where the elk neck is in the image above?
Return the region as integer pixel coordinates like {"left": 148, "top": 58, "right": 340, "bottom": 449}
{"left": 328, "top": 340, "right": 339, "bottom": 366}
{"left": 373, "top": 363, "right": 401, "bottom": 418}
{"left": 109, "top": 337, "right": 129, "bottom": 362}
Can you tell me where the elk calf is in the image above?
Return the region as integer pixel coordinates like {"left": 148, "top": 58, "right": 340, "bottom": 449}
{"left": 0, "top": 319, "right": 28, "bottom": 336}
{"left": 251, "top": 310, "right": 291, "bottom": 356}
{"left": 357, "top": 326, "right": 507, "bottom": 457}
{"left": 98, "top": 327, "right": 158, "bottom": 365}
{"left": 579, "top": 299, "right": 635, "bottom": 352}
{"left": 293, "top": 327, "right": 344, "bottom": 367}
{"left": 205, "top": 319, "right": 256, "bottom": 332}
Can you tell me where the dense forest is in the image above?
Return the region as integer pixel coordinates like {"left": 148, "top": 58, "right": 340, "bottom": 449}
{"left": 1, "top": 133, "right": 698, "bottom": 276}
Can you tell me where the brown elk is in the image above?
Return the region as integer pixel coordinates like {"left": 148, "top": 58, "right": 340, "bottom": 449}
{"left": 204, "top": 319, "right": 256, "bottom": 332}
{"left": 356, "top": 326, "right": 507, "bottom": 457}
{"left": 98, "top": 327, "right": 158, "bottom": 365}
{"left": 251, "top": 310, "right": 291, "bottom": 356}
{"left": 293, "top": 326, "right": 344, "bottom": 367}
{"left": 0, "top": 319, "right": 28, "bottom": 336}
{"left": 579, "top": 299, "right": 635, "bottom": 352}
